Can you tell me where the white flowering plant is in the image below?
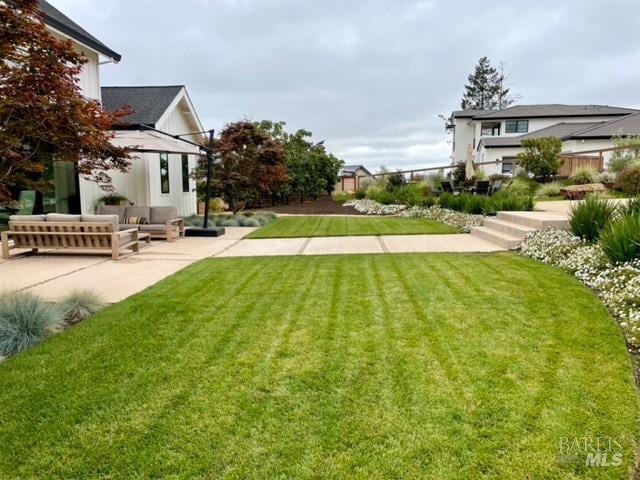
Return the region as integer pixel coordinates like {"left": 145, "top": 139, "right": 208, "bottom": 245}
{"left": 519, "top": 229, "right": 583, "bottom": 265}
{"left": 343, "top": 199, "right": 406, "bottom": 215}
{"left": 401, "top": 205, "right": 483, "bottom": 232}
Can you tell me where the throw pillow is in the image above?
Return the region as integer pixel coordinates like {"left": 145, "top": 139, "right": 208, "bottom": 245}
{"left": 123, "top": 216, "right": 148, "bottom": 225}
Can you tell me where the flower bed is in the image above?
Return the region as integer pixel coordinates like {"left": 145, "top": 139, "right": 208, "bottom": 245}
{"left": 343, "top": 199, "right": 484, "bottom": 232}
{"left": 401, "top": 205, "right": 484, "bottom": 232}
{"left": 521, "top": 228, "right": 640, "bottom": 349}
{"left": 343, "top": 199, "right": 406, "bottom": 215}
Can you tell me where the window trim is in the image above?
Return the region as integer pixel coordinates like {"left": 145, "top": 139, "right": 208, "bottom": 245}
{"left": 181, "top": 154, "right": 190, "bottom": 193}
{"left": 160, "top": 152, "right": 170, "bottom": 194}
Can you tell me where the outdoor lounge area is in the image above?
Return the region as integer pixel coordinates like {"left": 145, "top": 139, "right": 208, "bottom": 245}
{"left": 1, "top": 207, "right": 187, "bottom": 261}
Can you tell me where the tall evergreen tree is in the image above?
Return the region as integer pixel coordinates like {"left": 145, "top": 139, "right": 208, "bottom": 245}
{"left": 460, "top": 57, "right": 514, "bottom": 110}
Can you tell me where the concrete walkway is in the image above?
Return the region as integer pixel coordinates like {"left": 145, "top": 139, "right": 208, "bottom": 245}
{"left": 216, "top": 234, "right": 502, "bottom": 257}
{"left": 1, "top": 229, "right": 502, "bottom": 303}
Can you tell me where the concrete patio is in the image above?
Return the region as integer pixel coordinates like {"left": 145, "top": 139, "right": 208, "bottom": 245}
{"left": 1, "top": 228, "right": 504, "bottom": 303}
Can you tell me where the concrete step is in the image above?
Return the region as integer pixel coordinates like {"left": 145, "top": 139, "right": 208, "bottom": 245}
{"left": 483, "top": 218, "right": 536, "bottom": 239}
{"left": 496, "top": 211, "right": 569, "bottom": 230}
{"left": 470, "top": 226, "right": 522, "bottom": 250}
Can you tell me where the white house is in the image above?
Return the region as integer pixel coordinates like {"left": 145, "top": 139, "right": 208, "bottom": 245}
{"left": 98, "top": 86, "right": 204, "bottom": 217}
{"left": 448, "top": 104, "right": 640, "bottom": 176}
{"left": 38, "top": 1, "right": 203, "bottom": 217}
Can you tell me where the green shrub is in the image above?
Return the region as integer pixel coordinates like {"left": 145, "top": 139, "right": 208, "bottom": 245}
{"left": 437, "top": 193, "right": 466, "bottom": 212}
{"left": 394, "top": 183, "right": 429, "bottom": 206}
{"left": 535, "top": 182, "right": 563, "bottom": 198}
{"left": 484, "top": 191, "right": 534, "bottom": 215}
{"left": 420, "top": 196, "right": 437, "bottom": 208}
{"left": 355, "top": 189, "right": 366, "bottom": 200}
{"left": 332, "top": 192, "right": 353, "bottom": 203}
{"left": 600, "top": 214, "right": 640, "bottom": 263}
{"left": 59, "top": 289, "right": 104, "bottom": 326}
{"left": 0, "top": 291, "right": 62, "bottom": 357}
{"left": 387, "top": 172, "right": 406, "bottom": 191}
{"left": 367, "top": 189, "right": 397, "bottom": 205}
{"left": 569, "top": 167, "right": 597, "bottom": 185}
{"left": 507, "top": 177, "right": 538, "bottom": 196}
{"left": 569, "top": 196, "right": 616, "bottom": 242}
{"left": 97, "top": 193, "right": 129, "bottom": 206}
{"left": 473, "top": 169, "right": 487, "bottom": 181}
{"left": 183, "top": 215, "right": 202, "bottom": 227}
{"left": 462, "top": 195, "right": 487, "bottom": 214}
{"left": 616, "top": 164, "right": 640, "bottom": 195}
{"left": 618, "top": 197, "right": 640, "bottom": 217}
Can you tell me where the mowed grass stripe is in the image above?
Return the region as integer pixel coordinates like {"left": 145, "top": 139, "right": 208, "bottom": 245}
{"left": 0, "top": 253, "right": 637, "bottom": 479}
{"left": 246, "top": 215, "right": 458, "bottom": 238}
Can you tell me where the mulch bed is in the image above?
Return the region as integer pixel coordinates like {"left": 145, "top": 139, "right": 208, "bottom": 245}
{"left": 248, "top": 195, "right": 365, "bottom": 215}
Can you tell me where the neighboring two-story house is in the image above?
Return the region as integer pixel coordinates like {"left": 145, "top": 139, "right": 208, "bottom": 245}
{"left": 38, "top": 1, "right": 203, "bottom": 217}
{"left": 448, "top": 104, "right": 640, "bottom": 176}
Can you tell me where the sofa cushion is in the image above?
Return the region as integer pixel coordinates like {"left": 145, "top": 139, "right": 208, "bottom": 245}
{"left": 138, "top": 224, "right": 166, "bottom": 232}
{"left": 150, "top": 206, "right": 178, "bottom": 224}
{"left": 97, "top": 205, "right": 126, "bottom": 223}
{"left": 81, "top": 214, "right": 118, "bottom": 230}
{"left": 119, "top": 224, "right": 138, "bottom": 231}
{"left": 9, "top": 214, "right": 45, "bottom": 222}
{"left": 45, "top": 213, "right": 81, "bottom": 222}
{"left": 125, "top": 206, "right": 150, "bottom": 220}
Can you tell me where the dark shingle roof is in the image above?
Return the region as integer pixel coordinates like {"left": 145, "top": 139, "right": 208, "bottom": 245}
{"left": 39, "top": 1, "right": 121, "bottom": 61}
{"left": 478, "top": 121, "right": 606, "bottom": 149}
{"left": 473, "top": 104, "right": 637, "bottom": 120}
{"left": 573, "top": 112, "right": 640, "bottom": 138}
{"left": 339, "top": 165, "right": 373, "bottom": 177}
{"left": 101, "top": 86, "right": 184, "bottom": 127}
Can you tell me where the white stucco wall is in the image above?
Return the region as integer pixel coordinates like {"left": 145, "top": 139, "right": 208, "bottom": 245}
{"left": 451, "top": 118, "right": 476, "bottom": 164}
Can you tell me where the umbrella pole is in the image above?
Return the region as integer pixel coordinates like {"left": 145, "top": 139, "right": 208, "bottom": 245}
{"left": 202, "top": 129, "right": 214, "bottom": 229}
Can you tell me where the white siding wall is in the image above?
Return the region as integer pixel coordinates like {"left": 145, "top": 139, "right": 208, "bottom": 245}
{"left": 451, "top": 118, "right": 476, "bottom": 164}
{"left": 152, "top": 96, "right": 200, "bottom": 216}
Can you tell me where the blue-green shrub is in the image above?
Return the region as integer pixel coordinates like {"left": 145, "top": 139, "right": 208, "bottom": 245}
{"left": 0, "top": 291, "right": 62, "bottom": 357}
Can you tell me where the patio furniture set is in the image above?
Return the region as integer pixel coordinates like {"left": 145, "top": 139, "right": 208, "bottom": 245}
{"left": 436, "top": 180, "right": 502, "bottom": 196}
{"left": 1, "top": 206, "right": 184, "bottom": 261}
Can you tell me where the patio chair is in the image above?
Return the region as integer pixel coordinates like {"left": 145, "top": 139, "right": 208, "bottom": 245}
{"left": 474, "top": 181, "right": 490, "bottom": 196}
{"left": 440, "top": 180, "right": 462, "bottom": 195}
{"left": 489, "top": 181, "right": 503, "bottom": 196}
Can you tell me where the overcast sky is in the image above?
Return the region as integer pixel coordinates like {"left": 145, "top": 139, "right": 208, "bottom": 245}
{"left": 52, "top": 0, "right": 640, "bottom": 171}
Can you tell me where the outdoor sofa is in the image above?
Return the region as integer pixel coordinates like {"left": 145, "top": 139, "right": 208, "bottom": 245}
{"left": 1, "top": 213, "right": 141, "bottom": 260}
{"left": 97, "top": 205, "right": 185, "bottom": 242}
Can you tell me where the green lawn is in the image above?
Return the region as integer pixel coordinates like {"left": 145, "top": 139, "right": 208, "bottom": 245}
{"left": 0, "top": 253, "right": 638, "bottom": 479}
{"left": 247, "top": 215, "right": 457, "bottom": 238}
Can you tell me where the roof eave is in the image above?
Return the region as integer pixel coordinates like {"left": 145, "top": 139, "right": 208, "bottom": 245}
{"left": 43, "top": 15, "right": 121, "bottom": 62}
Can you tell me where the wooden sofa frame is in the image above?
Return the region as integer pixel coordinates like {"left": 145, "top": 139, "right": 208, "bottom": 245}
{"left": 1, "top": 221, "right": 140, "bottom": 260}
{"left": 147, "top": 218, "right": 185, "bottom": 242}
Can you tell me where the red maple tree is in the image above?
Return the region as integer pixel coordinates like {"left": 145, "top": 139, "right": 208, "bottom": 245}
{"left": 203, "top": 121, "right": 289, "bottom": 212}
{"left": 0, "top": 0, "right": 131, "bottom": 205}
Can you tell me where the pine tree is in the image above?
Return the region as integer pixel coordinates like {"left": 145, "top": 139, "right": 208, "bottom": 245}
{"left": 460, "top": 57, "right": 514, "bottom": 110}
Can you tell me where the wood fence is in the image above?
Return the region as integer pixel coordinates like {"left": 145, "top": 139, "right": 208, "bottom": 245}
{"left": 557, "top": 155, "right": 604, "bottom": 177}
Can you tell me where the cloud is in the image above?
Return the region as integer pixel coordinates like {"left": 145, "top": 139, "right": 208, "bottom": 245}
{"left": 50, "top": 0, "right": 640, "bottom": 172}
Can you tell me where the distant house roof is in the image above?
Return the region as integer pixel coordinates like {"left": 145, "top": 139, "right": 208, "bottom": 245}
{"left": 451, "top": 109, "right": 494, "bottom": 119}
{"left": 39, "top": 1, "right": 121, "bottom": 61}
{"left": 572, "top": 112, "right": 640, "bottom": 138}
{"left": 101, "top": 86, "right": 185, "bottom": 127}
{"left": 339, "top": 165, "right": 373, "bottom": 177}
{"left": 478, "top": 121, "right": 606, "bottom": 150}
{"left": 472, "top": 104, "right": 637, "bottom": 120}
